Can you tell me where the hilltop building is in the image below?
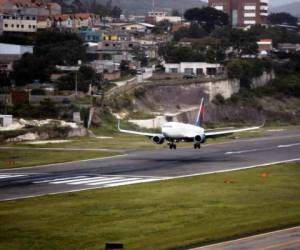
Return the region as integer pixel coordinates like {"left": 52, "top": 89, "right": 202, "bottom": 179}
{"left": 0, "top": 0, "right": 61, "bottom": 16}
{"left": 208, "top": 0, "right": 269, "bottom": 27}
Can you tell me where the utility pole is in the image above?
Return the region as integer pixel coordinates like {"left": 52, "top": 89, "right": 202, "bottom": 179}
{"left": 75, "top": 60, "right": 82, "bottom": 97}
{"left": 152, "top": 0, "right": 155, "bottom": 12}
{"left": 75, "top": 71, "right": 78, "bottom": 97}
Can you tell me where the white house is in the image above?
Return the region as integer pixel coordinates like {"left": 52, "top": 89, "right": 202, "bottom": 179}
{"left": 2, "top": 13, "right": 37, "bottom": 33}
{"left": 164, "top": 62, "right": 224, "bottom": 76}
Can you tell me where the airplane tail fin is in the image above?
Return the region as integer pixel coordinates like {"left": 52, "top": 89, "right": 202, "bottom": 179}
{"left": 195, "top": 98, "right": 205, "bottom": 127}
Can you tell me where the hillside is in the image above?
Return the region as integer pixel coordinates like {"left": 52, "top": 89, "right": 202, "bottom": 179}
{"left": 57, "top": 0, "right": 206, "bottom": 15}
{"left": 271, "top": 2, "right": 300, "bottom": 17}
{"left": 103, "top": 0, "right": 206, "bottom": 14}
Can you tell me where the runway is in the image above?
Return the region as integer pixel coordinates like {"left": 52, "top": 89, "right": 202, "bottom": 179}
{"left": 193, "top": 226, "right": 300, "bottom": 250}
{"left": 0, "top": 128, "right": 299, "bottom": 201}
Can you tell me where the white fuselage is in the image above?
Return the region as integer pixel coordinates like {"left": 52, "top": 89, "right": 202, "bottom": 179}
{"left": 161, "top": 122, "right": 204, "bottom": 139}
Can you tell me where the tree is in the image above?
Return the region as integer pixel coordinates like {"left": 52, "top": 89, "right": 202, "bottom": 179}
{"left": 227, "top": 59, "right": 265, "bottom": 88}
{"left": 57, "top": 66, "right": 100, "bottom": 92}
{"left": 268, "top": 12, "right": 298, "bottom": 26}
{"left": 173, "top": 23, "right": 207, "bottom": 41}
{"left": 184, "top": 7, "right": 229, "bottom": 33}
{"left": 158, "top": 43, "right": 205, "bottom": 63}
{"left": 34, "top": 30, "right": 86, "bottom": 66}
{"left": 11, "top": 53, "right": 50, "bottom": 86}
{"left": 229, "top": 29, "right": 258, "bottom": 56}
{"left": 171, "top": 9, "right": 181, "bottom": 16}
{"left": 110, "top": 6, "right": 122, "bottom": 18}
{"left": 153, "top": 20, "right": 172, "bottom": 34}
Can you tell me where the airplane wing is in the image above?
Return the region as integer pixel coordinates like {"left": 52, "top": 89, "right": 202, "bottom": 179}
{"left": 117, "top": 120, "right": 164, "bottom": 138}
{"left": 205, "top": 125, "right": 262, "bottom": 138}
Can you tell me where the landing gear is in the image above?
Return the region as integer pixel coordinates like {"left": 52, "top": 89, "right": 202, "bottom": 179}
{"left": 194, "top": 143, "right": 201, "bottom": 149}
{"left": 169, "top": 143, "right": 177, "bottom": 150}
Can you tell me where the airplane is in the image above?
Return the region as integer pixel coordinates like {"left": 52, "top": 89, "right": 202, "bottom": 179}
{"left": 118, "top": 98, "right": 263, "bottom": 150}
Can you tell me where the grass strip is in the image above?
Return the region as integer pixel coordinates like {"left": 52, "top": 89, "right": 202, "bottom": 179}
{"left": 0, "top": 163, "right": 299, "bottom": 249}
{"left": 0, "top": 150, "right": 120, "bottom": 169}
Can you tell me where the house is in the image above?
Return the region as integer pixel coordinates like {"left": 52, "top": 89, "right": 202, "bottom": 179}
{"left": 112, "top": 23, "right": 154, "bottom": 33}
{"left": 79, "top": 28, "right": 102, "bottom": 43}
{"left": 164, "top": 62, "right": 224, "bottom": 76}
{"left": 257, "top": 39, "right": 273, "bottom": 53}
{"left": 103, "top": 31, "right": 131, "bottom": 41}
{"left": 2, "top": 13, "right": 37, "bottom": 33}
{"left": 54, "top": 13, "right": 96, "bottom": 30}
{"left": 37, "top": 16, "right": 52, "bottom": 29}
{"left": 145, "top": 11, "right": 182, "bottom": 24}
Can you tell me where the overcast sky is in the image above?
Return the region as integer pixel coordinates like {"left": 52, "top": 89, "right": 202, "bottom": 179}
{"left": 202, "top": 0, "right": 300, "bottom": 7}
{"left": 271, "top": 0, "right": 300, "bottom": 7}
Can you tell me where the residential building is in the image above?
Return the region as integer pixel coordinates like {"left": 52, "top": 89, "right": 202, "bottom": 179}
{"left": 164, "top": 62, "right": 224, "bottom": 76}
{"left": 111, "top": 23, "right": 154, "bottom": 33}
{"left": 37, "top": 16, "right": 52, "bottom": 29}
{"left": 78, "top": 28, "right": 102, "bottom": 43}
{"left": 0, "top": 0, "right": 61, "bottom": 16}
{"left": 208, "top": 0, "right": 269, "bottom": 27}
{"left": 103, "top": 31, "right": 131, "bottom": 41}
{"left": 146, "top": 11, "right": 182, "bottom": 24}
{"left": 257, "top": 38, "right": 272, "bottom": 53}
{"left": 54, "top": 13, "right": 97, "bottom": 30}
{"left": 2, "top": 13, "right": 37, "bottom": 33}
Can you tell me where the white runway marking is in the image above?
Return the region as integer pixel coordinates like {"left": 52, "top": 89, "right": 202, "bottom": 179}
{"left": 0, "top": 174, "right": 25, "bottom": 180}
{"left": 225, "top": 149, "right": 260, "bottom": 155}
{"left": 33, "top": 175, "right": 164, "bottom": 188}
{"left": 277, "top": 143, "right": 300, "bottom": 148}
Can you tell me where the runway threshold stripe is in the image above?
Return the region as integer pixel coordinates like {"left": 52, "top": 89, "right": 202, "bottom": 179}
{"left": 67, "top": 177, "right": 124, "bottom": 185}
{"left": 34, "top": 176, "right": 88, "bottom": 184}
{"left": 0, "top": 175, "right": 25, "bottom": 179}
{"left": 50, "top": 177, "right": 106, "bottom": 184}
{"left": 104, "top": 178, "right": 160, "bottom": 188}
{"left": 87, "top": 178, "right": 141, "bottom": 186}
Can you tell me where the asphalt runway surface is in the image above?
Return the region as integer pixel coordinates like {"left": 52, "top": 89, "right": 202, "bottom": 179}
{"left": 0, "top": 128, "right": 299, "bottom": 201}
{"left": 194, "top": 226, "right": 300, "bottom": 250}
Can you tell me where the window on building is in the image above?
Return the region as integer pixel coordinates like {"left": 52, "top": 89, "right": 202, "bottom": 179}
{"left": 17, "top": 24, "right": 19, "bottom": 28}
{"left": 4, "top": 24, "right": 8, "bottom": 27}
{"left": 29, "top": 25, "right": 31, "bottom": 28}
{"left": 11, "top": 24, "right": 14, "bottom": 28}
{"left": 184, "top": 68, "right": 193, "bottom": 75}
{"left": 170, "top": 68, "right": 178, "bottom": 73}
{"left": 196, "top": 68, "right": 204, "bottom": 75}
{"left": 33, "top": 25, "right": 35, "bottom": 29}
{"left": 21, "top": 25, "right": 24, "bottom": 28}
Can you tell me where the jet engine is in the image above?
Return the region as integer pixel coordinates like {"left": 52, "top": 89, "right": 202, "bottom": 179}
{"left": 194, "top": 134, "right": 206, "bottom": 144}
{"left": 152, "top": 136, "right": 165, "bottom": 145}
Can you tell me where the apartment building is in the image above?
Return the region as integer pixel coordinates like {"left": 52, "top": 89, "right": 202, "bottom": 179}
{"left": 208, "top": 0, "right": 269, "bottom": 27}
{"left": 2, "top": 13, "right": 37, "bottom": 33}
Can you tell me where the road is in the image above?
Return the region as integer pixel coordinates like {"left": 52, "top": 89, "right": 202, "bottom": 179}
{"left": 193, "top": 226, "right": 300, "bottom": 250}
{"left": 0, "top": 128, "right": 299, "bottom": 201}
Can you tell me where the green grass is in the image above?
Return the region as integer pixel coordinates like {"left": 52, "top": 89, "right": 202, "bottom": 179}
{"left": 126, "top": 111, "right": 156, "bottom": 120}
{"left": 9, "top": 128, "right": 267, "bottom": 151}
{"left": 0, "top": 163, "right": 300, "bottom": 250}
{"left": 0, "top": 150, "right": 120, "bottom": 169}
